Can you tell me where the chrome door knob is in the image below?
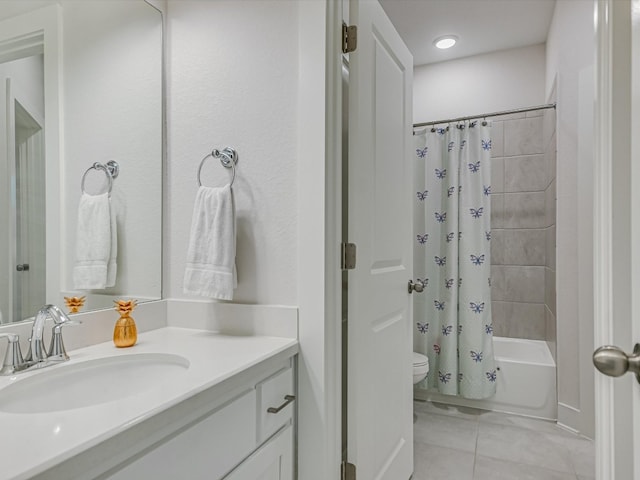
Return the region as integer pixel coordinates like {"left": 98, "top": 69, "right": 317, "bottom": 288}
{"left": 408, "top": 280, "right": 425, "bottom": 294}
{"left": 593, "top": 344, "right": 640, "bottom": 383}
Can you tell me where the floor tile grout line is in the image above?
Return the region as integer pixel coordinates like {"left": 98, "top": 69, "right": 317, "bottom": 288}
{"left": 472, "top": 419, "right": 480, "bottom": 479}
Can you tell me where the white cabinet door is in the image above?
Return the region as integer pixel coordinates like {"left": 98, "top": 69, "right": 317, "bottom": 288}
{"left": 107, "top": 390, "right": 257, "bottom": 480}
{"left": 347, "top": 0, "right": 414, "bottom": 479}
{"left": 224, "top": 425, "right": 293, "bottom": 480}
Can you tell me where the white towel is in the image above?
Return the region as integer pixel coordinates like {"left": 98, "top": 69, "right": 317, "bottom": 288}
{"left": 72, "top": 192, "right": 117, "bottom": 289}
{"left": 183, "top": 184, "right": 237, "bottom": 300}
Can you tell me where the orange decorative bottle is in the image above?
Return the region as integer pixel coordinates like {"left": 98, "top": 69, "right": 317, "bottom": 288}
{"left": 113, "top": 299, "right": 138, "bottom": 348}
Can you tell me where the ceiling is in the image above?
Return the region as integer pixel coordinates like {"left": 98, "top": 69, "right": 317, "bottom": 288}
{"left": 379, "top": 0, "right": 557, "bottom": 66}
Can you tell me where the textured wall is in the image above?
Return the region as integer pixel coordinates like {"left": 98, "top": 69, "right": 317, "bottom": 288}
{"left": 164, "top": 1, "right": 299, "bottom": 305}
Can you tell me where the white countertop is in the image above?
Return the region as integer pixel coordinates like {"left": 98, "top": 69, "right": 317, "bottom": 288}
{"left": 0, "top": 327, "right": 298, "bottom": 480}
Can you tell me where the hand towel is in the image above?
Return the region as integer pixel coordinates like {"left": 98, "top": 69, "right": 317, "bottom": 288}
{"left": 183, "top": 184, "right": 237, "bottom": 300}
{"left": 72, "top": 192, "right": 117, "bottom": 289}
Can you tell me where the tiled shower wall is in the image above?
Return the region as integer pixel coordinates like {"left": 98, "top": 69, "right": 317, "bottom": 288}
{"left": 490, "top": 109, "right": 556, "bottom": 342}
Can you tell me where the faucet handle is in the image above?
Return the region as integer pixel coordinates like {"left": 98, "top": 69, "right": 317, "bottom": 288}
{"left": 49, "top": 319, "right": 81, "bottom": 362}
{"left": 0, "top": 333, "right": 24, "bottom": 375}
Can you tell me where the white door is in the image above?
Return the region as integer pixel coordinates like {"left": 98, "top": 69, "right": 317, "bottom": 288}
{"left": 0, "top": 77, "right": 45, "bottom": 324}
{"left": 346, "top": 1, "right": 414, "bottom": 478}
{"left": 593, "top": 0, "right": 640, "bottom": 478}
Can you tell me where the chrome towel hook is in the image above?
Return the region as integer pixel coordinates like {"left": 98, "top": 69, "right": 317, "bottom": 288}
{"left": 80, "top": 160, "right": 120, "bottom": 195}
{"left": 197, "top": 147, "right": 238, "bottom": 187}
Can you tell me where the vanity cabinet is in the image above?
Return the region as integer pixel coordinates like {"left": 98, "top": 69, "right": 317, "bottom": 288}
{"left": 224, "top": 424, "right": 293, "bottom": 480}
{"left": 106, "top": 359, "right": 295, "bottom": 480}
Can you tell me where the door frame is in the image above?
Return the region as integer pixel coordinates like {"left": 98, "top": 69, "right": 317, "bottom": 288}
{"left": 594, "top": 0, "right": 638, "bottom": 478}
{"left": 295, "top": 1, "right": 343, "bottom": 479}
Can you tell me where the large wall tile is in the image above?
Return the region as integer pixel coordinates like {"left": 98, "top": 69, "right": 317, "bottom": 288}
{"left": 492, "top": 301, "right": 546, "bottom": 340}
{"left": 504, "top": 116, "right": 544, "bottom": 156}
{"left": 504, "top": 155, "right": 547, "bottom": 192}
{"left": 545, "top": 225, "right": 556, "bottom": 270}
{"left": 491, "top": 265, "right": 507, "bottom": 301}
{"left": 491, "top": 121, "right": 504, "bottom": 158}
{"left": 503, "top": 192, "right": 546, "bottom": 228}
{"left": 543, "top": 108, "right": 556, "bottom": 153}
{"left": 545, "top": 179, "right": 557, "bottom": 228}
{"left": 491, "top": 194, "right": 505, "bottom": 229}
{"left": 490, "top": 302, "right": 550, "bottom": 341}
{"left": 491, "top": 229, "right": 506, "bottom": 265}
{"left": 546, "top": 132, "right": 557, "bottom": 187}
{"left": 491, "top": 301, "right": 507, "bottom": 336}
{"left": 545, "top": 266, "right": 556, "bottom": 316}
{"left": 499, "top": 229, "right": 546, "bottom": 266}
{"left": 493, "top": 112, "right": 527, "bottom": 121}
{"left": 503, "top": 266, "right": 545, "bottom": 303}
{"left": 546, "top": 306, "right": 557, "bottom": 361}
{"left": 492, "top": 157, "right": 505, "bottom": 193}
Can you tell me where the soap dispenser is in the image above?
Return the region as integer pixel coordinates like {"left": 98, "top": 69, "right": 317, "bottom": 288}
{"left": 113, "top": 299, "right": 138, "bottom": 348}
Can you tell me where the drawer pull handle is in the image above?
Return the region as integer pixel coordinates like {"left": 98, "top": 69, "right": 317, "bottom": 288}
{"left": 267, "top": 395, "right": 296, "bottom": 414}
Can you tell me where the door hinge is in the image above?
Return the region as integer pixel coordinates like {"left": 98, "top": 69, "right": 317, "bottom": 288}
{"left": 342, "top": 23, "right": 357, "bottom": 53}
{"left": 341, "top": 243, "right": 357, "bottom": 270}
{"left": 341, "top": 461, "right": 356, "bottom": 480}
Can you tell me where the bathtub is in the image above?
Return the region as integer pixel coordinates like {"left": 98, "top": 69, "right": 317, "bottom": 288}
{"left": 415, "top": 337, "right": 557, "bottom": 420}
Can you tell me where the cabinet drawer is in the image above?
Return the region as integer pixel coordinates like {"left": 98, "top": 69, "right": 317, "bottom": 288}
{"left": 257, "top": 366, "right": 294, "bottom": 443}
{"left": 107, "top": 389, "right": 257, "bottom": 480}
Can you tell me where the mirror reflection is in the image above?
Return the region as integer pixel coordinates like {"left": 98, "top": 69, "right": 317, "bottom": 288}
{"left": 0, "top": 0, "right": 163, "bottom": 324}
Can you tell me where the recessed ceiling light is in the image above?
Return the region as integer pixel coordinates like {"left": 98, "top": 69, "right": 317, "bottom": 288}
{"left": 434, "top": 35, "right": 458, "bottom": 49}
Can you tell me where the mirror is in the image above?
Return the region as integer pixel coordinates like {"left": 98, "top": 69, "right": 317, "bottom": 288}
{"left": 0, "top": 1, "right": 163, "bottom": 323}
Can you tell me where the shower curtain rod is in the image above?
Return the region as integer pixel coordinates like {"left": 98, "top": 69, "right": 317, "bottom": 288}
{"left": 413, "top": 103, "right": 556, "bottom": 128}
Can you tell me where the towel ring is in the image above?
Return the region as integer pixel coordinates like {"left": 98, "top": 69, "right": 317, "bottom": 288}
{"left": 197, "top": 147, "right": 238, "bottom": 187}
{"left": 80, "top": 160, "right": 120, "bottom": 195}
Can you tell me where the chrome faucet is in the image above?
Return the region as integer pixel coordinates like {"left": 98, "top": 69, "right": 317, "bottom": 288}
{"left": 0, "top": 304, "right": 80, "bottom": 376}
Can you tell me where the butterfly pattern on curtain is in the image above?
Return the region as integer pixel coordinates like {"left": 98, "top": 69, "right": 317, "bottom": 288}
{"left": 413, "top": 121, "right": 496, "bottom": 400}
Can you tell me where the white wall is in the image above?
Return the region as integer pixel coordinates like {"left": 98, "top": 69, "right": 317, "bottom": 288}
{"left": 0, "top": 55, "right": 44, "bottom": 118}
{"left": 164, "top": 1, "right": 299, "bottom": 306}
{"left": 61, "top": 1, "right": 162, "bottom": 308}
{"left": 413, "top": 44, "right": 546, "bottom": 124}
{"left": 545, "top": 0, "right": 595, "bottom": 437}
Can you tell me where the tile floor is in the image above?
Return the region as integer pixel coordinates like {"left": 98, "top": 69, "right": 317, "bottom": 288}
{"left": 412, "top": 401, "right": 595, "bottom": 480}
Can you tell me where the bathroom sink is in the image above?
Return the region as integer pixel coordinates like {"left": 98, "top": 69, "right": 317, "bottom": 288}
{"left": 0, "top": 353, "right": 190, "bottom": 414}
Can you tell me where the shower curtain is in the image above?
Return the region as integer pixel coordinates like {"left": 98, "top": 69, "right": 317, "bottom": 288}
{"left": 413, "top": 121, "right": 496, "bottom": 399}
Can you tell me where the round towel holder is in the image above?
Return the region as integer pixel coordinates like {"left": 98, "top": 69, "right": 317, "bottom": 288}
{"left": 80, "top": 160, "right": 120, "bottom": 195}
{"left": 105, "top": 160, "right": 120, "bottom": 180}
{"left": 197, "top": 147, "right": 238, "bottom": 187}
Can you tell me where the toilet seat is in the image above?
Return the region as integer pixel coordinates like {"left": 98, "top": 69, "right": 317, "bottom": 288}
{"left": 413, "top": 352, "right": 428, "bottom": 367}
{"left": 413, "top": 352, "right": 429, "bottom": 384}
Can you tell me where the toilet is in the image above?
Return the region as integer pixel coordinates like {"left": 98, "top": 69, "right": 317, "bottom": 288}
{"left": 413, "top": 352, "right": 429, "bottom": 385}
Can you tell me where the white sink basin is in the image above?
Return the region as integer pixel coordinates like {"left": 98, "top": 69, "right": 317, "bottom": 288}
{"left": 0, "top": 353, "right": 190, "bottom": 414}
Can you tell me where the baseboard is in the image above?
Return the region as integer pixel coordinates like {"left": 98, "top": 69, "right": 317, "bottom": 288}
{"left": 557, "top": 402, "right": 581, "bottom": 434}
